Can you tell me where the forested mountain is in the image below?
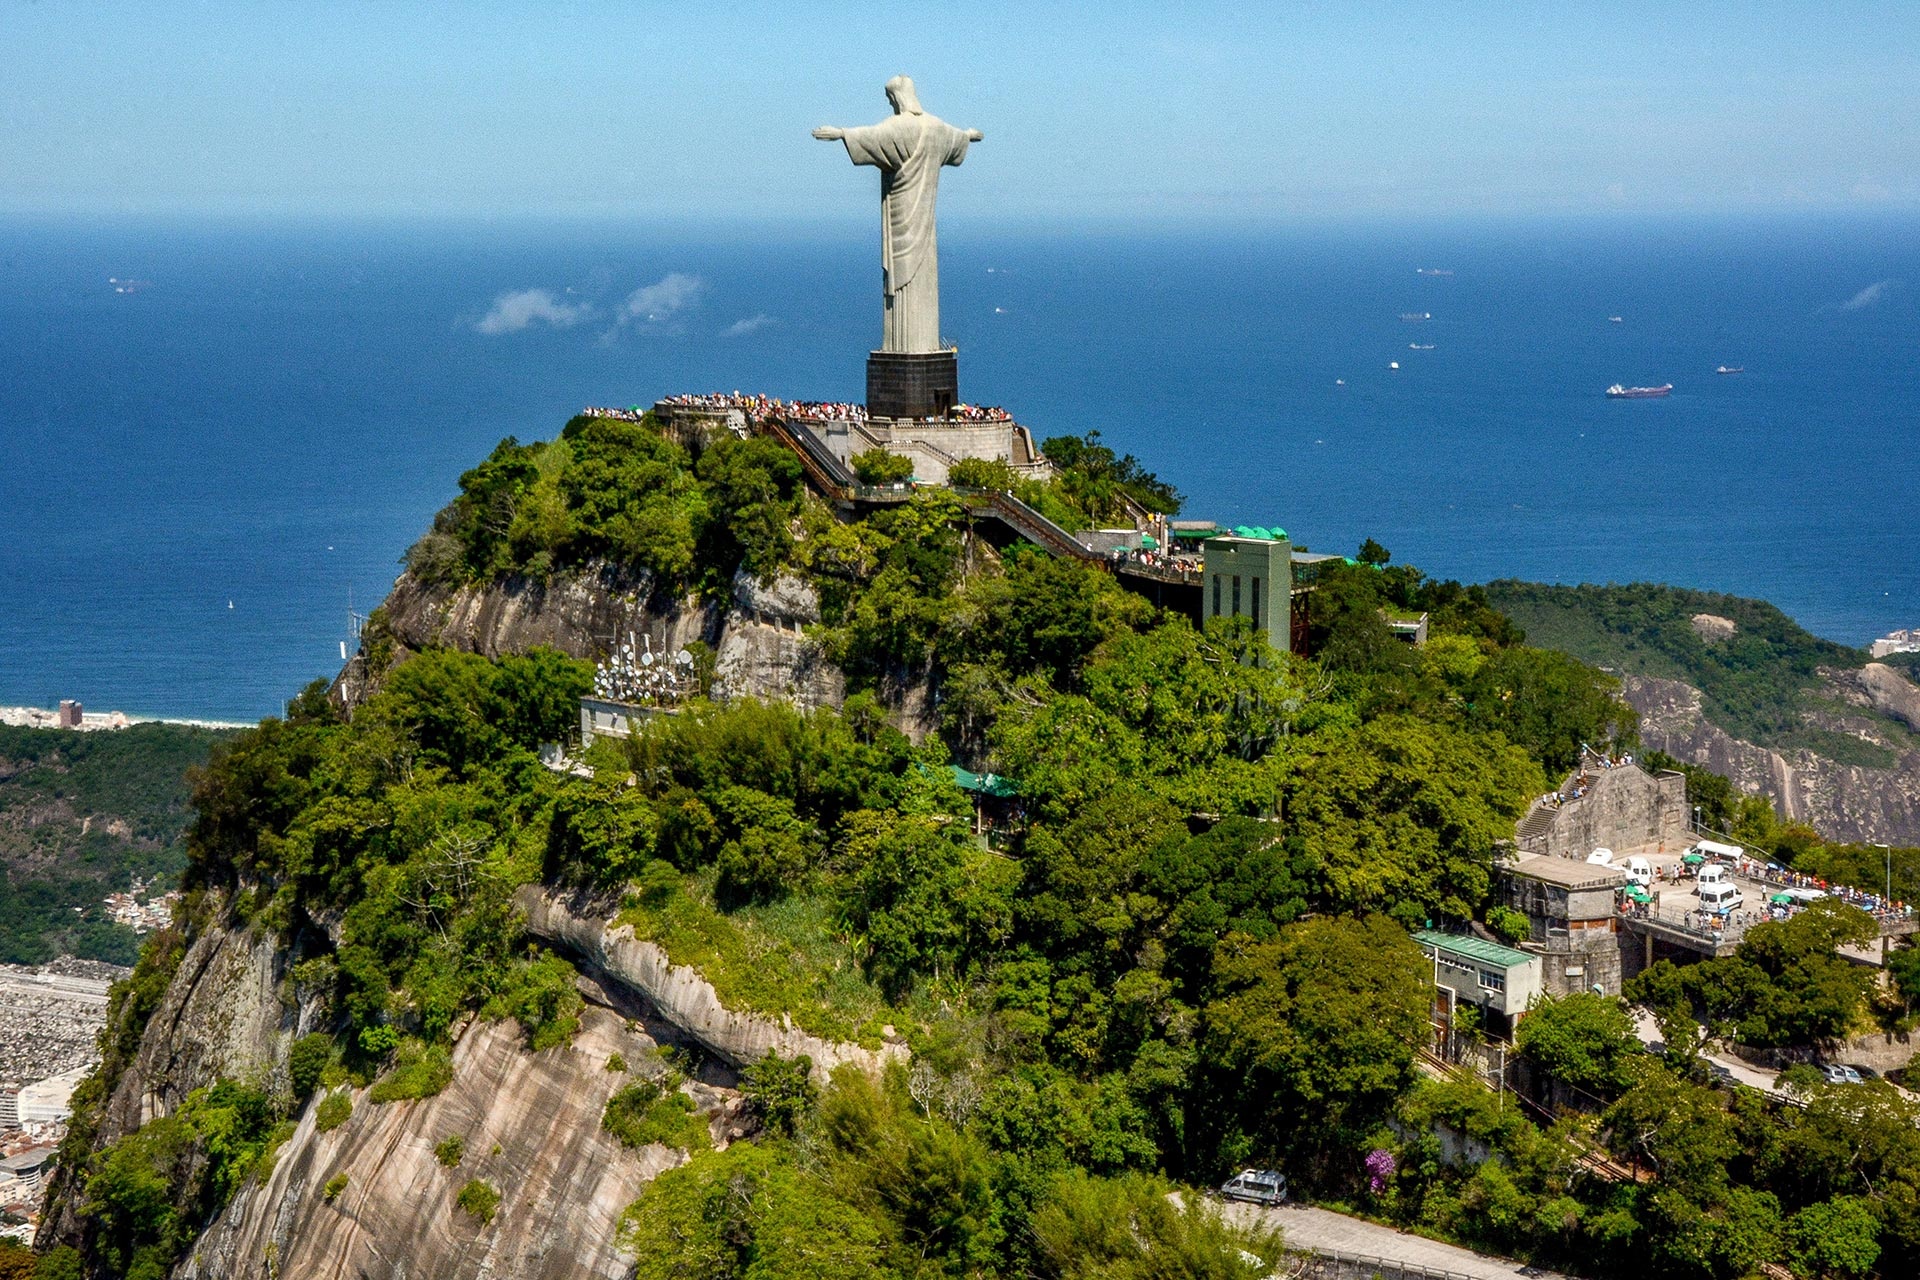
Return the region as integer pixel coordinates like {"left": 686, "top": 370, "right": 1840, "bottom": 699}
{"left": 21, "top": 412, "right": 1920, "bottom": 1280}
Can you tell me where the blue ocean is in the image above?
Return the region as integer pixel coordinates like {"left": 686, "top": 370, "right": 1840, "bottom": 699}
{"left": 2, "top": 212, "right": 1916, "bottom": 722}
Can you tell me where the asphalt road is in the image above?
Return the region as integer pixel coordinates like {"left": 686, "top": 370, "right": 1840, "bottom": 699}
{"left": 1218, "top": 1201, "right": 1567, "bottom": 1280}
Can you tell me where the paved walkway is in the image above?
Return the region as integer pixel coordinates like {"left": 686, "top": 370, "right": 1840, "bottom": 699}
{"left": 1219, "top": 1202, "right": 1565, "bottom": 1280}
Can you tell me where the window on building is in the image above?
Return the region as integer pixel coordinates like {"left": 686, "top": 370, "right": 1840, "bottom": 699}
{"left": 1479, "top": 969, "right": 1506, "bottom": 992}
{"left": 1212, "top": 574, "right": 1221, "bottom": 615}
{"left": 1250, "top": 576, "right": 1262, "bottom": 629}
{"left": 1232, "top": 575, "right": 1241, "bottom": 616}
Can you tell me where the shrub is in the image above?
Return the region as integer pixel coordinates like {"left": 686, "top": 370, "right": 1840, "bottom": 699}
{"left": 434, "top": 1134, "right": 466, "bottom": 1168}
{"left": 368, "top": 1041, "right": 454, "bottom": 1103}
{"left": 322, "top": 1172, "right": 348, "bottom": 1203}
{"left": 852, "top": 448, "right": 915, "bottom": 485}
{"left": 606, "top": 1053, "right": 628, "bottom": 1073}
{"left": 1486, "top": 906, "right": 1531, "bottom": 947}
{"left": 602, "top": 1080, "right": 711, "bottom": 1151}
{"left": 314, "top": 1091, "right": 352, "bottom": 1133}
{"left": 456, "top": 1178, "right": 502, "bottom": 1225}
{"left": 288, "top": 1032, "right": 333, "bottom": 1100}
{"left": 741, "top": 1051, "right": 817, "bottom": 1137}
{"left": 357, "top": 1024, "right": 401, "bottom": 1059}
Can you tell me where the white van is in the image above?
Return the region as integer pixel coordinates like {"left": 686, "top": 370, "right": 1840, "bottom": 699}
{"left": 1587, "top": 847, "right": 1614, "bottom": 865}
{"left": 1699, "top": 882, "right": 1744, "bottom": 914}
{"left": 1623, "top": 856, "right": 1653, "bottom": 888}
{"left": 1697, "top": 864, "right": 1730, "bottom": 889}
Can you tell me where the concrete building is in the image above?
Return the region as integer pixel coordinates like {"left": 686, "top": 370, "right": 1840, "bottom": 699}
{"left": 1499, "top": 855, "right": 1628, "bottom": 996}
{"left": 56, "top": 699, "right": 82, "bottom": 728}
{"left": 0, "top": 1147, "right": 52, "bottom": 1196}
{"left": 16, "top": 1067, "right": 88, "bottom": 1125}
{"left": 1515, "top": 752, "right": 1688, "bottom": 861}
{"left": 1414, "top": 930, "right": 1543, "bottom": 1037}
{"left": 1202, "top": 530, "right": 1291, "bottom": 653}
{"left": 0, "top": 1085, "right": 16, "bottom": 1129}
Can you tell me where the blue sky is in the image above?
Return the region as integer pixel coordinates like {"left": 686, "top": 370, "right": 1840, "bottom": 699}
{"left": 3, "top": 0, "right": 1915, "bottom": 221}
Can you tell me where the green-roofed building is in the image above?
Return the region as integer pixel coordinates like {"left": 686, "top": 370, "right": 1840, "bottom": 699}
{"left": 1414, "top": 929, "right": 1544, "bottom": 1036}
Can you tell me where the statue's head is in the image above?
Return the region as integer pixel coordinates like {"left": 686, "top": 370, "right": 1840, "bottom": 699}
{"left": 884, "top": 75, "right": 923, "bottom": 116}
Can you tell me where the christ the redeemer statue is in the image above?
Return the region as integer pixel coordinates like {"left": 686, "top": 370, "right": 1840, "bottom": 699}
{"left": 814, "top": 76, "right": 982, "bottom": 355}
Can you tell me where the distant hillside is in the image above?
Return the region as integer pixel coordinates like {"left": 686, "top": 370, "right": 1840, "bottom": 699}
{"left": 0, "top": 722, "right": 230, "bottom": 965}
{"left": 1484, "top": 580, "right": 1878, "bottom": 761}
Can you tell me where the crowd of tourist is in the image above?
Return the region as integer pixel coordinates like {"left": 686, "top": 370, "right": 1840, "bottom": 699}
{"left": 641, "top": 392, "right": 1012, "bottom": 426}
{"left": 1539, "top": 752, "right": 1642, "bottom": 809}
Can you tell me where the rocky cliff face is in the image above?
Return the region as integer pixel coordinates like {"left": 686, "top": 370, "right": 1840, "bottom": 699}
{"left": 39, "top": 879, "right": 903, "bottom": 1279}
{"left": 340, "top": 559, "right": 844, "bottom": 714}
{"left": 1626, "top": 669, "right": 1920, "bottom": 844}
{"left": 519, "top": 887, "right": 909, "bottom": 1077}
{"left": 177, "top": 1002, "right": 709, "bottom": 1280}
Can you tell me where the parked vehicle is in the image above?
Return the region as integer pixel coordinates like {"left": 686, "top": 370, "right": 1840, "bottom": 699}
{"left": 1623, "top": 856, "right": 1653, "bottom": 888}
{"left": 1698, "top": 882, "right": 1744, "bottom": 914}
{"left": 1820, "top": 1064, "right": 1864, "bottom": 1085}
{"left": 1696, "top": 864, "right": 1730, "bottom": 890}
{"left": 1219, "top": 1169, "right": 1288, "bottom": 1205}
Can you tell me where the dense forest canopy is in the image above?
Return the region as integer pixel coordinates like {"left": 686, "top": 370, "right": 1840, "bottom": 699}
{"left": 38, "top": 412, "right": 1920, "bottom": 1280}
{"left": 0, "top": 723, "right": 228, "bottom": 966}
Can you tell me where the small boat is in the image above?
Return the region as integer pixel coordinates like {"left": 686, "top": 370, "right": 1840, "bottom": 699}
{"left": 1608, "top": 315, "right": 1624, "bottom": 323}
{"left": 1408, "top": 343, "right": 1434, "bottom": 350}
{"left": 1416, "top": 268, "right": 1453, "bottom": 277}
{"left": 1605, "top": 383, "right": 1672, "bottom": 399}
{"left": 1715, "top": 365, "right": 1744, "bottom": 375}
{"left": 1388, "top": 361, "right": 1400, "bottom": 370}
{"left": 1399, "top": 312, "right": 1431, "bottom": 322}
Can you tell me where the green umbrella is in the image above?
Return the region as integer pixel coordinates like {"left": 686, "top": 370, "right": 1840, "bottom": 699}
{"left": 1624, "top": 885, "right": 1651, "bottom": 903}
{"left": 1683, "top": 853, "right": 1706, "bottom": 866}
{"left": 1769, "top": 892, "right": 1794, "bottom": 905}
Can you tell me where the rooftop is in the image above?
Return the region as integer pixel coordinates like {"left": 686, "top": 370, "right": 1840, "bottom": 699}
{"left": 1413, "top": 929, "right": 1535, "bottom": 971}
{"left": 1503, "top": 854, "right": 1625, "bottom": 890}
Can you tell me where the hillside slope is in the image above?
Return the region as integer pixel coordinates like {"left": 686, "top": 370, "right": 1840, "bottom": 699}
{"left": 1487, "top": 581, "right": 1920, "bottom": 842}
{"left": 0, "top": 723, "right": 229, "bottom": 965}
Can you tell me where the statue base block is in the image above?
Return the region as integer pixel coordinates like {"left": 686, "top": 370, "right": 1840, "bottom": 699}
{"left": 866, "top": 350, "right": 958, "bottom": 420}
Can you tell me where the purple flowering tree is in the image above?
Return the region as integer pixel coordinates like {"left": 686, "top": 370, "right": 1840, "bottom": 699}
{"left": 1365, "top": 1148, "right": 1396, "bottom": 1196}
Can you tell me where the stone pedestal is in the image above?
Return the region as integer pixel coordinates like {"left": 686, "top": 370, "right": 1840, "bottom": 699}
{"left": 866, "top": 350, "right": 958, "bottom": 420}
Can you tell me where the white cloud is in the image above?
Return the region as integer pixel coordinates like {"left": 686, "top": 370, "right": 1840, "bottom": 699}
{"left": 474, "top": 288, "right": 592, "bottom": 335}
{"left": 619, "top": 272, "right": 706, "bottom": 325}
{"left": 723, "top": 313, "right": 776, "bottom": 337}
{"left": 1841, "top": 279, "right": 1896, "bottom": 311}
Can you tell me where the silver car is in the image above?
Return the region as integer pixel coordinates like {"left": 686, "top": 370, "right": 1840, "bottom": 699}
{"left": 1220, "top": 1169, "right": 1287, "bottom": 1205}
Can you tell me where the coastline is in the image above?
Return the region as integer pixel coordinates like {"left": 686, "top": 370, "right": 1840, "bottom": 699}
{"left": 0, "top": 704, "right": 251, "bottom": 733}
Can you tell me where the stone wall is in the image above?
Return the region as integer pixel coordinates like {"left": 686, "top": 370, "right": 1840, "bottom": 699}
{"left": 1537, "top": 763, "right": 1688, "bottom": 860}
{"left": 1530, "top": 928, "right": 1627, "bottom": 998}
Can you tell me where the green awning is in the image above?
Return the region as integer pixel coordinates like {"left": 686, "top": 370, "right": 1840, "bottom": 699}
{"left": 950, "top": 765, "right": 1019, "bottom": 799}
{"left": 1140, "top": 535, "right": 1158, "bottom": 548}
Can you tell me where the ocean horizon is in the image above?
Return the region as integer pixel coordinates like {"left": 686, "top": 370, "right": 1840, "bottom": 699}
{"left": 2, "top": 209, "right": 1916, "bottom": 723}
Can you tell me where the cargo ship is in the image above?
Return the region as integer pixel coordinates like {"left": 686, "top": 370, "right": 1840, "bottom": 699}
{"left": 1605, "top": 383, "right": 1672, "bottom": 399}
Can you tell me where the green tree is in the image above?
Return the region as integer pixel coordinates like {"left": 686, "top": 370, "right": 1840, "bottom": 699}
{"left": 1516, "top": 993, "right": 1640, "bottom": 1099}
{"left": 1201, "top": 915, "right": 1429, "bottom": 1172}
{"left": 741, "top": 1052, "right": 819, "bottom": 1138}
{"left": 1787, "top": 1196, "right": 1880, "bottom": 1280}
{"left": 1282, "top": 716, "right": 1544, "bottom": 925}
{"left": 852, "top": 448, "right": 915, "bottom": 485}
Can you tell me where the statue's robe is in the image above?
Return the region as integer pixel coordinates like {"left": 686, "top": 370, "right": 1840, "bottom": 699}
{"left": 839, "top": 112, "right": 971, "bottom": 353}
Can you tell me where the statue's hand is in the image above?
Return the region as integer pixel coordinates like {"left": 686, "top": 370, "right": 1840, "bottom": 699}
{"left": 812, "top": 126, "right": 845, "bottom": 141}
{"left": 966, "top": 129, "right": 983, "bottom": 142}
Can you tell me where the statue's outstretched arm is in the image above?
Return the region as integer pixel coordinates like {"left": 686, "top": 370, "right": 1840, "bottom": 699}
{"left": 812, "top": 127, "right": 845, "bottom": 141}
{"left": 966, "top": 129, "right": 983, "bottom": 142}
